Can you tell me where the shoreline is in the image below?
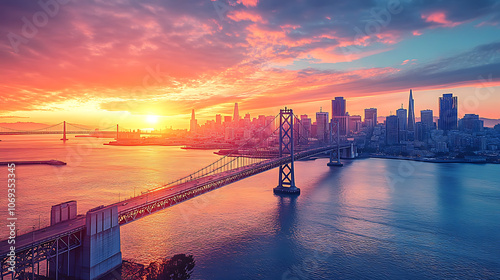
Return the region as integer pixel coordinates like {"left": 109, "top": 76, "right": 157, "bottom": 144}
{"left": 368, "top": 155, "right": 499, "bottom": 164}
{"left": 0, "top": 160, "right": 66, "bottom": 166}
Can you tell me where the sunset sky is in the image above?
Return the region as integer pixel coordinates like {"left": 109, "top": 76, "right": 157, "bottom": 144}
{"left": 1, "top": 0, "right": 499, "bottom": 129}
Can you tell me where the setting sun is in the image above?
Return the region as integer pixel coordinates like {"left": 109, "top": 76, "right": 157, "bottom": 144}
{"left": 146, "top": 115, "right": 159, "bottom": 124}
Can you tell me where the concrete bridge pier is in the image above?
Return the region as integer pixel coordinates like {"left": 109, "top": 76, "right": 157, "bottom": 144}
{"left": 340, "top": 143, "right": 357, "bottom": 159}
{"left": 78, "top": 205, "right": 122, "bottom": 280}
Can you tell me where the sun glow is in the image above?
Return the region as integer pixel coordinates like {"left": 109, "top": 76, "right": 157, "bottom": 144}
{"left": 146, "top": 115, "right": 159, "bottom": 124}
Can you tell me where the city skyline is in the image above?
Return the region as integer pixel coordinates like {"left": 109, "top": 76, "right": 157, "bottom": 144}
{"left": 1, "top": 1, "right": 500, "bottom": 129}
{"left": 188, "top": 91, "right": 496, "bottom": 134}
{"left": 1, "top": 1, "right": 500, "bottom": 279}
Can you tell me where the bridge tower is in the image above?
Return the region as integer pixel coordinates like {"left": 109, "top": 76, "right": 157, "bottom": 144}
{"left": 61, "top": 121, "right": 68, "bottom": 141}
{"left": 274, "top": 108, "right": 300, "bottom": 195}
{"left": 327, "top": 119, "right": 343, "bottom": 167}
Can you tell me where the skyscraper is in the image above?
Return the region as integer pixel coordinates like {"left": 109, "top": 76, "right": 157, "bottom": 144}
{"left": 332, "top": 97, "right": 346, "bottom": 117}
{"left": 316, "top": 109, "right": 329, "bottom": 142}
{"left": 418, "top": 109, "right": 434, "bottom": 142}
{"left": 396, "top": 106, "right": 407, "bottom": 142}
{"left": 215, "top": 114, "right": 222, "bottom": 126}
{"left": 364, "top": 108, "right": 377, "bottom": 127}
{"left": 332, "top": 97, "right": 347, "bottom": 135}
{"left": 459, "top": 114, "right": 483, "bottom": 133}
{"left": 408, "top": 89, "right": 415, "bottom": 132}
{"left": 438, "top": 93, "right": 458, "bottom": 131}
{"left": 233, "top": 102, "right": 240, "bottom": 122}
{"left": 190, "top": 109, "right": 198, "bottom": 132}
{"left": 299, "top": 114, "right": 312, "bottom": 142}
{"left": 348, "top": 115, "right": 362, "bottom": 133}
{"left": 396, "top": 107, "right": 407, "bottom": 131}
{"left": 386, "top": 115, "right": 399, "bottom": 145}
{"left": 420, "top": 110, "right": 434, "bottom": 127}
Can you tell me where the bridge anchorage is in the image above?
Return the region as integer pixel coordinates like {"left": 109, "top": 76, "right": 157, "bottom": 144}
{"left": 273, "top": 108, "right": 300, "bottom": 195}
{"left": 327, "top": 119, "right": 343, "bottom": 167}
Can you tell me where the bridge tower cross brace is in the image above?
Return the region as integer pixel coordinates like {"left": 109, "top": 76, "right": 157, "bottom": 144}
{"left": 273, "top": 108, "right": 300, "bottom": 195}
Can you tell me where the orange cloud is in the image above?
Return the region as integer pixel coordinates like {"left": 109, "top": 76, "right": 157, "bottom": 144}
{"left": 237, "top": 0, "right": 259, "bottom": 7}
{"left": 228, "top": 10, "right": 266, "bottom": 23}
{"left": 375, "top": 31, "right": 401, "bottom": 45}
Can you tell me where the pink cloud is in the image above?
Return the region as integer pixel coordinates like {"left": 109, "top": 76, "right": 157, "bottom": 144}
{"left": 413, "top": 30, "right": 422, "bottom": 36}
{"left": 401, "top": 59, "right": 409, "bottom": 65}
{"left": 421, "top": 12, "right": 461, "bottom": 27}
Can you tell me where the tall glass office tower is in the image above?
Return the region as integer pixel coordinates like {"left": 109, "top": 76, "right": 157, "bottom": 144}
{"left": 438, "top": 93, "right": 458, "bottom": 131}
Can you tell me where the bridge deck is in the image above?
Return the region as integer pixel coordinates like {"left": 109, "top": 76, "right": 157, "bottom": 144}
{"left": 0, "top": 144, "right": 349, "bottom": 255}
{"left": 0, "top": 165, "right": 254, "bottom": 254}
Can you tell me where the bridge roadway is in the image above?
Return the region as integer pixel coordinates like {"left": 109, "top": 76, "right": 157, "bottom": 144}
{"left": 0, "top": 131, "right": 96, "bottom": 135}
{"left": 0, "top": 144, "right": 348, "bottom": 256}
{"left": 0, "top": 131, "right": 163, "bottom": 136}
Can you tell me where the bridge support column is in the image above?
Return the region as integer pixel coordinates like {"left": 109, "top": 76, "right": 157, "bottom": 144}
{"left": 327, "top": 120, "right": 343, "bottom": 167}
{"left": 60, "top": 121, "right": 68, "bottom": 141}
{"left": 274, "top": 108, "right": 300, "bottom": 195}
{"left": 78, "top": 206, "right": 122, "bottom": 280}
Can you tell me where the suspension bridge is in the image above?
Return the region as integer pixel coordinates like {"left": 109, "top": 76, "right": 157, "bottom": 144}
{"left": 0, "top": 108, "right": 357, "bottom": 280}
{"left": 0, "top": 122, "right": 164, "bottom": 139}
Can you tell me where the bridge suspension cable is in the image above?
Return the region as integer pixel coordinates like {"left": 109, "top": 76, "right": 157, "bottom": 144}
{"left": 148, "top": 114, "right": 281, "bottom": 192}
{"left": 0, "top": 122, "right": 64, "bottom": 132}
